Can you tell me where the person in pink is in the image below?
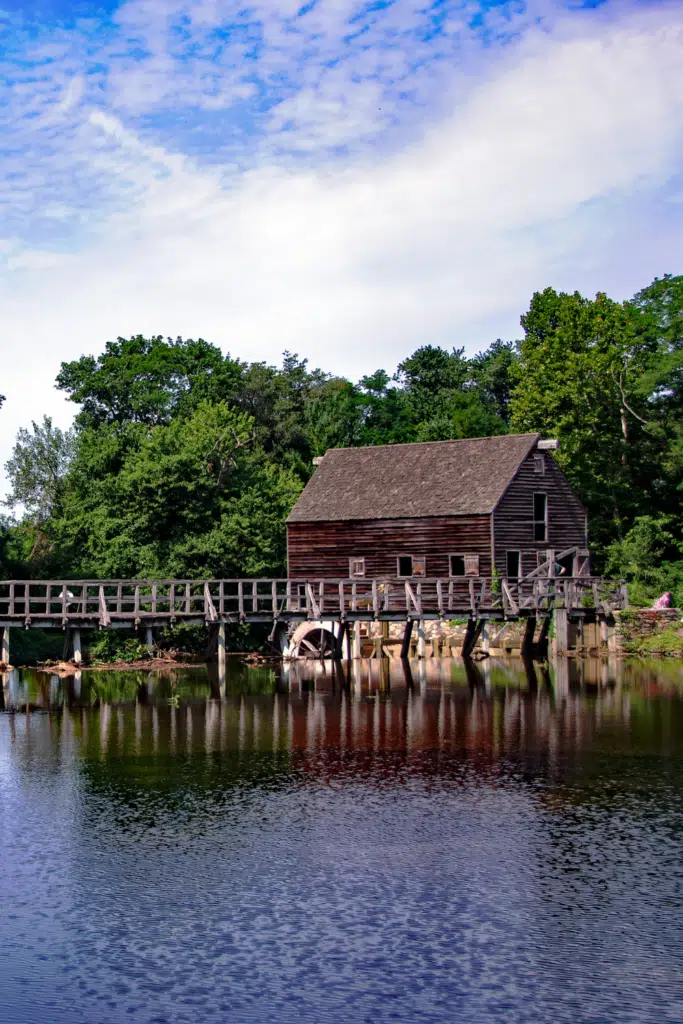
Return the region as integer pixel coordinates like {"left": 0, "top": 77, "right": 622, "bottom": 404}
{"left": 652, "top": 592, "right": 672, "bottom": 610}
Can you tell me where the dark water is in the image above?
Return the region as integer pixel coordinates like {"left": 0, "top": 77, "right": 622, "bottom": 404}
{"left": 2, "top": 656, "right": 683, "bottom": 1024}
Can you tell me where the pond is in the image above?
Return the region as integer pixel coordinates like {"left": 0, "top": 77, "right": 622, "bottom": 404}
{"left": 1, "top": 656, "right": 683, "bottom": 1024}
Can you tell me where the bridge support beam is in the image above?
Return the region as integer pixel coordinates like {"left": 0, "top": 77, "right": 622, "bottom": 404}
{"left": 352, "top": 621, "right": 362, "bottom": 660}
{"left": 536, "top": 617, "right": 551, "bottom": 658}
{"left": 1, "top": 626, "right": 10, "bottom": 665}
{"left": 554, "top": 608, "right": 569, "bottom": 655}
{"left": 71, "top": 629, "right": 82, "bottom": 666}
{"left": 145, "top": 627, "right": 154, "bottom": 648}
{"left": 400, "top": 620, "right": 414, "bottom": 660}
{"left": 416, "top": 621, "right": 426, "bottom": 659}
{"left": 462, "top": 619, "right": 484, "bottom": 659}
{"left": 335, "top": 622, "right": 348, "bottom": 660}
{"left": 520, "top": 617, "right": 536, "bottom": 659}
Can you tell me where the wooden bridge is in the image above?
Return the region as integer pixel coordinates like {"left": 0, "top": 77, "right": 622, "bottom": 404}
{"left": 0, "top": 576, "right": 627, "bottom": 664}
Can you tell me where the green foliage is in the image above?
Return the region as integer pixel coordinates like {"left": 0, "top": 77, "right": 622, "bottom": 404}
{"left": 48, "top": 401, "right": 302, "bottom": 579}
{"left": 510, "top": 281, "right": 683, "bottom": 559}
{"left": 56, "top": 335, "right": 245, "bottom": 427}
{"left": 623, "top": 629, "right": 683, "bottom": 658}
{"left": 604, "top": 516, "right": 683, "bottom": 607}
{"left": 4, "top": 416, "right": 76, "bottom": 523}
{"left": 8, "top": 628, "right": 63, "bottom": 666}
{"left": 86, "top": 631, "right": 152, "bottom": 664}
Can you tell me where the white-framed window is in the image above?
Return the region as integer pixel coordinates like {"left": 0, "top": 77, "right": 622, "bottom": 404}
{"left": 506, "top": 551, "right": 520, "bottom": 578}
{"left": 397, "top": 555, "right": 426, "bottom": 578}
{"left": 533, "top": 454, "right": 545, "bottom": 475}
{"left": 533, "top": 492, "right": 548, "bottom": 543}
{"left": 349, "top": 557, "right": 365, "bottom": 578}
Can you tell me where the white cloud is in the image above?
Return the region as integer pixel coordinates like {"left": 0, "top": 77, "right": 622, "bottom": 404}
{"left": 1, "top": 2, "right": 683, "bottom": 499}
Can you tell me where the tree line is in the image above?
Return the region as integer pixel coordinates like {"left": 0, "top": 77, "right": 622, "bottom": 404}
{"left": 2, "top": 273, "right": 682, "bottom": 606}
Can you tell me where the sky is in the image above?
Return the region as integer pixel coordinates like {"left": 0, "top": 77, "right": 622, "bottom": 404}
{"left": 1, "top": 0, "right": 683, "bottom": 496}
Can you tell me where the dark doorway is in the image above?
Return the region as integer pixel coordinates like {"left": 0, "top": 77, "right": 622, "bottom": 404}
{"left": 557, "top": 553, "right": 574, "bottom": 577}
{"left": 506, "top": 551, "right": 520, "bottom": 578}
{"left": 449, "top": 555, "right": 465, "bottom": 576}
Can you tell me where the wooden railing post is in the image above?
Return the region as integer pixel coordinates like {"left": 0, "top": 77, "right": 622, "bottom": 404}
{"left": 99, "top": 586, "right": 111, "bottom": 627}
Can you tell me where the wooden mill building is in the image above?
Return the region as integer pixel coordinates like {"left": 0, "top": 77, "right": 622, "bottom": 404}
{"left": 286, "top": 433, "right": 589, "bottom": 580}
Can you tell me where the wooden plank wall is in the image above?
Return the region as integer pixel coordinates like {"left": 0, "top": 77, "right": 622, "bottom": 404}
{"left": 493, "top": 451, "right": 587, "bottom": 577}
{"left": 287, "top": 515, "right": 492, "bottom": 579}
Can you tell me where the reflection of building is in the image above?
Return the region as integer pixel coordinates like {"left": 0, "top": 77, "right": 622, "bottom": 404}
{"left": 287, "top": 434, "right": 588, "bottom": 581}
{"left": 2, "top": 658, "right": 644, "bottom": 777}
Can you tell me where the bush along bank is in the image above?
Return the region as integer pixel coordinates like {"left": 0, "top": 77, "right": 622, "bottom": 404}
{"left": 616, "top": 609, "right": 683, "bottom": 658}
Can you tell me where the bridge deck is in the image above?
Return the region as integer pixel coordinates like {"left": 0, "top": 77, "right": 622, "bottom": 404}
{"left": 0, "top": 577, "right": 627, "bottom": 629}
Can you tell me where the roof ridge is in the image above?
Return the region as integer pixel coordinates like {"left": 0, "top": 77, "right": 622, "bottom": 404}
{"left": 319, "top": 432, "right": 539, "bottom": 455}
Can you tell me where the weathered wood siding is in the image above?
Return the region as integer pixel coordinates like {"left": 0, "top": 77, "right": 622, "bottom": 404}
{"left": 287, "top": 515, "right": 492, "bottom": 579}
{"left": 493, "top": 451, "right": 587, "bottom": 577}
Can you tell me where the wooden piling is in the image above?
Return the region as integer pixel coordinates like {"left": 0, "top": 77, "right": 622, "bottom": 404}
{"left": 536, "top": 617, "right": 551, "bottom": 657}
{"left": 1, "top": 626, "right": 9, "bottom": 665}
{"left": 520, "top": 617, "right": 536, "bottom": 658}
{"left": 217, "top": 622, "right": 226, "bottom": 673}
{"left": 554, "top": 607, "right": 569, "bottom": 655}
{"left": 335, "top": 622, "right": 347, "bottom": 660}
{"left": 462, "top": 619, "right": 484, "bottom": 659}
{"left": 416, "top": 621, "right": 426, "bottom": 659}
{"left": 72, "top": 628, "right": 82, "bottom": 666}
{"left": 400, "top": 620, "right": 414, "bottom": 659}
{"left": 352, "top": 621, "right": 362, "bottom": 660}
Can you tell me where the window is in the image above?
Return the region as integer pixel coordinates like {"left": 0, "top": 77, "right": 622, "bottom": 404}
{"left": 349, "top": 557, "right": 365, "bottom": 578}
{"left": 534, "top": 493, "right": 548, "bottom": 542}
{"left": 449, "top": 554, "right": 466, "bottom": 576}
{"left": 397, "top": 555, "right": 426, "bottom": 577}
{"left": 533, "top": 454, "right": 545, "bottom": 474}
{"left": 506, "top": 551, "right": 520, "bottom": 578}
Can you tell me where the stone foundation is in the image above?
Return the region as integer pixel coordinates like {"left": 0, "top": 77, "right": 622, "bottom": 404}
{"left": 613, "top": 608, "right": 682, "bottom": 655}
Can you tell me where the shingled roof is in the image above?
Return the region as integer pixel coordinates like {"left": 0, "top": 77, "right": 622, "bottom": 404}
{"left": 287, "top": 433, "right": 541, "bottom": 523}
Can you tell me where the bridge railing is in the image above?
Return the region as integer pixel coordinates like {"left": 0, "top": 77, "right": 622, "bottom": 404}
{"left": 0, "top": 577, "right": 628, "bottom": 624}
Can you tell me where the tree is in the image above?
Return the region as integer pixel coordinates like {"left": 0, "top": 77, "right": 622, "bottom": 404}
{"left": 509, "top": 286, "right": 681, "bottom": 558}
{"left": 4, "top": 416, "right": 76, "bottom": 523}
{"left": 469, "top": 340, "right": 519, "bottom": 425}
{"left": 56, "top": 335, "right": 245, "bottom": 426}
{"left": 604, "top": 515, "right": 683, "bottom": 607}
{"left": 50, "top": 402, "right": 302, "bottom": 579}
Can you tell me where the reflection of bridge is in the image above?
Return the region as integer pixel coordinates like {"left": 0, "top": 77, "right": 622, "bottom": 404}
{"left": 0, "top": 576, "right": 627, "bottom": 665}
{"left": 0, "top": 656, "right": 635, "bottom": 765}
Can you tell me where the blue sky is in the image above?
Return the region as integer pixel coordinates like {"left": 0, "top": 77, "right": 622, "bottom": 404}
{"left": 1, "top": 0, "right": 682, "bottom": 493}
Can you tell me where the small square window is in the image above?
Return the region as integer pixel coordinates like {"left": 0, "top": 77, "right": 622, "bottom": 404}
{"left": 397, "top": 555, "right": 426, "bottom": 577}
{"left": 449, "top": 554, "right": 466, "bottom": 576}
{"left": 349, "top": 557, "right": 365, "bottom": 578}
{"left": 533, "top": 454, "right": 545, "bottom": 474}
